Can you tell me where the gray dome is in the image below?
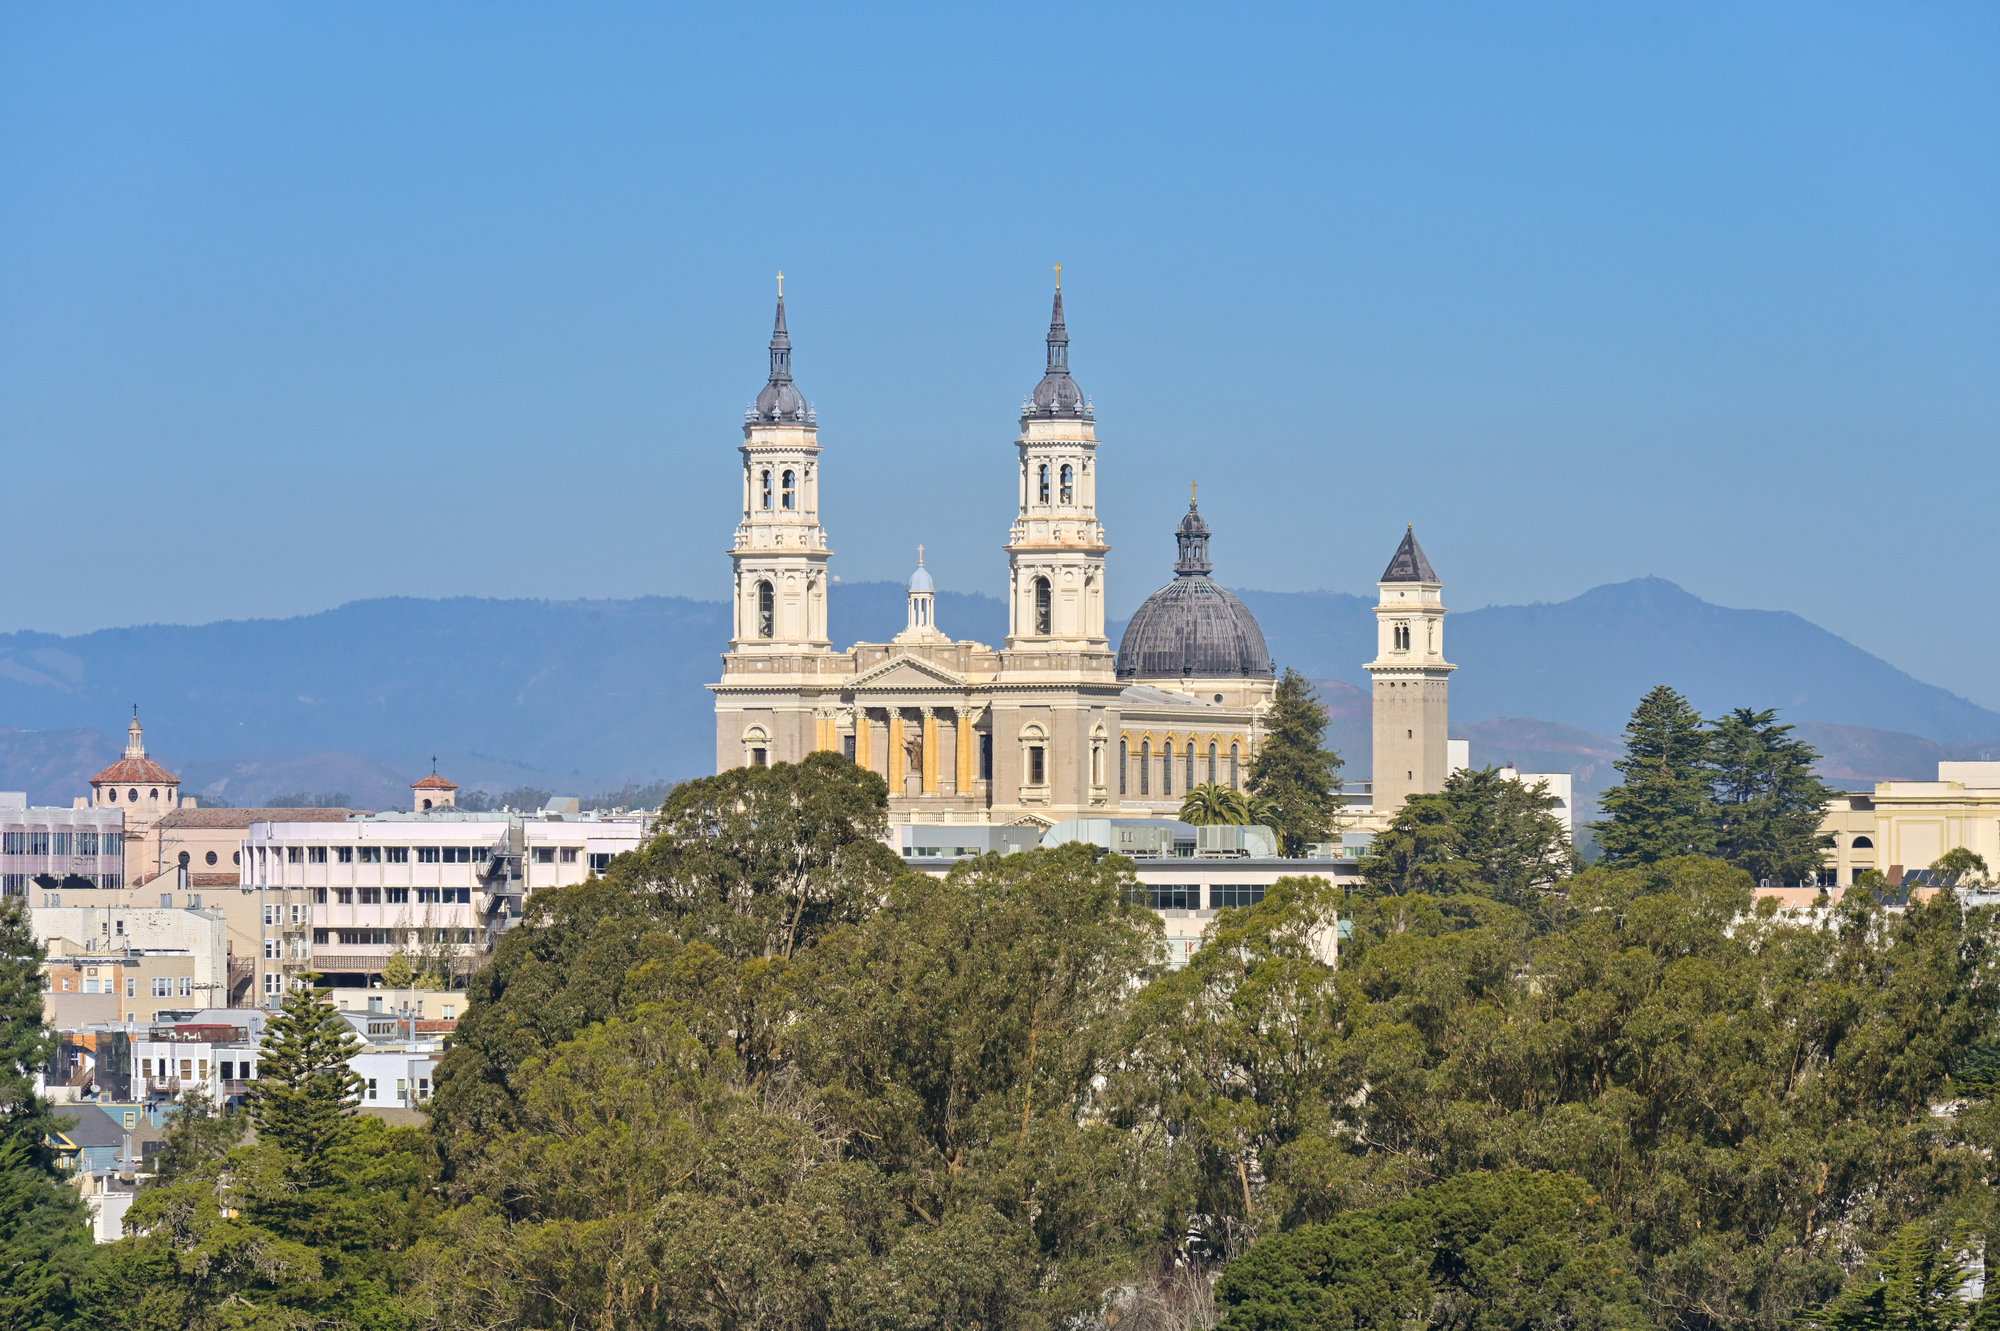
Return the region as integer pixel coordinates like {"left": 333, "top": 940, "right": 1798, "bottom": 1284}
{"left": 1115, "top": 499, "right": 1274, "bottom": 681}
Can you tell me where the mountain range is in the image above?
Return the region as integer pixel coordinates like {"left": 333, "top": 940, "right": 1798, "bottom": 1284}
{"left": 0, "top": 577, "right": 1991, "bottom": 813}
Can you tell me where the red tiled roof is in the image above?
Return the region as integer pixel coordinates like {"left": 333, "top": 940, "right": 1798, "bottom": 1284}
{"left": 156, "top": 808, "right": 359, "bottom": 828}
{"left": 411, "top": 774, "right": 458, "bottom": 790}
{"left": 89, "top": 756, "right": 179, "bottom": 786}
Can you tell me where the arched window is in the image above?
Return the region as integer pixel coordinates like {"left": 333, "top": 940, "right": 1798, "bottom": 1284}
{"left": 1140, "top": 740, "right": 1151, "bottom": 796}
{"left": 1033, "top": 577, "right": 1052, "bottom": 635}
{"left": 760, "top": 469, "right": 773, "bottom": 509}
{"left": 1059, "top": 464, "right": 1073, "bottom": 503}
{"left": 781, "top": 470, "right": 796, "bottom": 509}
{"left": 1119, "top": 740, "right": 1128, "bottom": 795}
{"left": 1230, "top": 742, "right": 1241, "bottom": 789}
{"left": 1186, "top": 744, "right": 1196, "bottom": 792}
{"left": 1038, "top": 464, "right": 1050, "bottom": 503}
{"left": 1852, "top": 835, "right": 1874, "bottom": 849}
{"left": 1208, "top": 741, "right": 1218, "bottom": 785}
{"left": 756, "top": 582, "right": 775, "bottom": 638}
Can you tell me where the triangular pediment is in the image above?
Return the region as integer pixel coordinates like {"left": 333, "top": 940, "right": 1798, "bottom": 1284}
{"left": 850, "top": 654, "right": 968, "bottom": 691}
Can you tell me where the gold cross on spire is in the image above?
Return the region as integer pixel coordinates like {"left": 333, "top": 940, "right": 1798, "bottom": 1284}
{"left": 1054, "top": 261, "right": 1061, "bottom": 290}
{"left": 1191, "top": 480, "right": 1198, "bottom": 504}
{"left": 776, "top": 270, "right": 784, "bottom": 297}
{"left": 917, "top": 544, "right": 925, "bottom": 566}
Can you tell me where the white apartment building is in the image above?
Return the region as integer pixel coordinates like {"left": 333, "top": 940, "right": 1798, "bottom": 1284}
{"left": 242, "top": 805, "right": 650, "bottom": 994}
{"left": 0, "top": 794, "right": 128, "bottom": 899}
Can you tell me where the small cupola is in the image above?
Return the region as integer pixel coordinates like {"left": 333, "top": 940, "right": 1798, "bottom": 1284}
{"left": 411, "top": 761, "right": 458, "bottom": 812}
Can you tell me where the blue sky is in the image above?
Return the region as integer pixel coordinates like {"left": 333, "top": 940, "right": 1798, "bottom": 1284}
{"left": 3, "top": 4, "right": 1996, "bottom": 704}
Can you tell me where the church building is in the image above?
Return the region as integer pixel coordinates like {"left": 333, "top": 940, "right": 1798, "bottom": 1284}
{"left": 711, "top": 282, "right": 1452, "bottom": 832}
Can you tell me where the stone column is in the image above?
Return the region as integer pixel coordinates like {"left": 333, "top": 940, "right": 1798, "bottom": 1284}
{"left": 920, "top": 708, "right": 939, "bottom": 794}
{"left": 956, "top": 711, "right": 974, "bottom": 794}
{"left": 888, "top": 711, "right": 906, "bottom": 792}
{"left": 855, "top": 709, "right": 873, "bottom": 772}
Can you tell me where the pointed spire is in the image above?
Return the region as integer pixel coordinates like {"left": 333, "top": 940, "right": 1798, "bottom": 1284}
{"left": 767, "top": 293, "right": 793, "bottom": 385}
{"left": 750, "top": 278, "right": 811, "bottom": 424}
{"left": 125, "top": 708, "right": 145, "bottom": 760}
{"left": 1027, "top": 273, "right": 1089, "bottom": 419}
{"left": 1380, "top": 525, "right": 1440, "bottom": 583}
{"left": 1174, "top": 490, "right": 1213, "bottom": 577}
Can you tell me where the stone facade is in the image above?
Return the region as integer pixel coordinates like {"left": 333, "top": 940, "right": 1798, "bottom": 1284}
{"left": 712, "top": 285, "right": 1277, "bottom": 826}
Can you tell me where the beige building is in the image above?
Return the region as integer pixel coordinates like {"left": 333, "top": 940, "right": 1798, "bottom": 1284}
{"left": 1819, "top": 762, "right": 2000, "bottom": 886}
{"left": 34, "top": 905, "right": 229, "bottom": 1024}
{"left": 86, "top": 714, "right": 182, "bottom": 863}
{"left": 711, "top": 285, "right": 1281, "bottom": 826}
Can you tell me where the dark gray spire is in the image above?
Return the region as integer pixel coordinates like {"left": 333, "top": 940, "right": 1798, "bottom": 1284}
{"left": 1380, "top": 525, "right": 1440, "bottom": 583}
{"left": 1026, "top": 281, "right": 1090, "bottom": 420}
{"left": 750, "top": 294, "right": 812, "bottom": 425}
{"left": 1174, "top": 494, "right": 1212, "bottom": 577}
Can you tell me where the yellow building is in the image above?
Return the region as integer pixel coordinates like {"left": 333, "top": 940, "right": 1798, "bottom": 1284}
{"left": 1818, "top": 762, "right": 2000, "bottom": 885}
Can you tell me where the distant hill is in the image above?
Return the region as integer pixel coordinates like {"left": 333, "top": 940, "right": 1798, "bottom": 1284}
{"left": 0, "top": 576, "right": 1989, "bottom": 808}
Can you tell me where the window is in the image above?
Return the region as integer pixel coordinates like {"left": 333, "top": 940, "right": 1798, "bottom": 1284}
{"left": 263, "top": 904, "right": 277, "bottom": 926}
{"left": 358, "top": 847, "right": 381, "bottom": 864}
{"left": 313, "top": 929, "right": 329, "bottom": 944}
{"left": 337, "top": 847, "right": 353, "bottom": 863}
{"left": 1037, "top": 463, "right": 1050, "bottom": 503}
{"left": 290, "top": 904, "right": 306, "bottom": 925}
{"left": 152, "top": 977, "right": 171, "bottom": 998}
{"left": 313, "top": 888, "right": 327, "bottom": 904}
{"left": 980, "top": 733, "right": 992, "bottom": 782}
{"left": 26, "top": 832, "right": 48, "bottom": 855}
{"left": 1230, "top": 743, "right": 1241, "bottom": 789}
{"left": 1161, "top": 742, "right": 1174, "bottom": 797}
{"left": 1186, "top": 745, "right": 1196, "bottom": 791}
{"left": 844, "top": 734, "right": 857, "bottom": 761}
{"left": 52, "top": 832, "right": 71, "bottom": 856}
{"left": 1211, "top": 883, "right": 1267, "bottom": 909}
{"left": 1394, "top": 623, "right": 1411, "bottom": 651}
{"left": 1033, "top": 577, "right": 1051, "bottom": 635}
{"left": 1140, "top": 740, "right": 1151, "bottom": 796}
{"left": 416, "top": 888, "right": 441, "bottom": 904}
{"left": 560, "top": 847, "right": 578, "bottom": 864}
{"left": 220, "top": 1062, "right": 233, "bottom": 1081}
{"left": 757, "top": 582, "right": 775, "bottom": 638}
{"left": 781, "top": 469, "right": 796, "bottom": 509}
{"left": 1208, "top": 742, "right": 1218, "bottom": 786}
{"left": 533, "top": 847, "right": 555, "bottom": 864}
{"left": 1027, "top": 746, "right": 1046, "bottom": 786}
{"left": 1119, "top": 740, "right": 1128, "bottom": 795}
{"left": 1059, "top": 463, "right": 1073, "bottom": 503}
{"left": 287, "top": 846, "right": 303, "bottom": 863}
{"left": 366, "top": 1078, "right": 378, "bottom": 1101}
{"left": 264, "top": 971, "right": 284, "bottom": 996}
{"left": 336, "top": 888, "right": 354, "bottom": 905}
{"left": 445, "top": 847, "right": 474, "bottom": 863}
{"left": 178, "top": 850, "right": 191, "bottom": 869}
{"left": 385, "top": 887, "right": 408, "bottom": 904}
{"left": 418, "top": 847, "right": 441, "bottom": 864}
{"left": 384, "top": 848, "right": 408, "bottom": 864}
{"left": 126, "top": 977, "right": 135, "bottom": 997}
{"left": 178, "top": 977, "right": 192, "bottom": 997}
{"left": 205, "top": 850, "right": 218, "bottom": 866}
{"left": 589, "top": 853, "right": 614, "bottom": 872}
{"left": 1145, "top": 885, "right": 1200, "bottom": 911}
{"left": 760, "top": 468, "right": 773, "bottom": 509}
{"left": 358, "top": 887, "right": 382, "bottom": 904}
{"left": 264, "top": 939, "right": 280, "bottom": 959}
{"left": 308, "top": 846, "right": 327, "bottom": 864}
{"left": 1852, "top": 836, "right": 1873, "bottom": 849}
{"left": 128, "top": 789, "right": 138, "bottom": 802}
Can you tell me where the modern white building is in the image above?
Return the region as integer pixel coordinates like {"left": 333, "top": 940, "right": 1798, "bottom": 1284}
{"left": 241, "top": 780, "right": 650, "bottom": 994}
{"left": 0, "top": 793, "right": 128, "bottom": 899}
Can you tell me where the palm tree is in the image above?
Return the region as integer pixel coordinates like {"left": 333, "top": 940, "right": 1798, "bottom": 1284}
{"left": 1179, "top": 783, "right": 1249, "bottom": 826}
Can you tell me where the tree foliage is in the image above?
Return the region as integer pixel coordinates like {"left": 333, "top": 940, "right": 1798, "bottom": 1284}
{"left": 1594, "top": 685, "right": 1717, "bottom": 865}
{"left": 1181, "top": 783, "right": 1251, "bottom": 826}
{"left": 1708, "top": 707, "right": 1836, "bottom": 883}
{"left": 0, "top": 897, "right": 96, "bottom": 1329}
{"left": 1246, "top": 668, "right": 1343, "bottom": 856}
{"left": 1216, "top": 1169, "right": 1647, "bottom": 1331}
{"left": 1359, "top": 765, "right": 1575, "bottom": 906}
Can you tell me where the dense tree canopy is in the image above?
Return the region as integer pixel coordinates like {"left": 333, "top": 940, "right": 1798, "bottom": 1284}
{"left": 38, "top": 748, "right": 2000, "bottom": 1331}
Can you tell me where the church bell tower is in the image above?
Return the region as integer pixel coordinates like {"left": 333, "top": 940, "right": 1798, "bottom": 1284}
{"left": 1365, "top": 526, "right": 1454, "bottom": 814}
{"left": 1004, "top": 274, "right": 1108, "bottom": 651}
{"left": 729, "top": 280, "right": 832, "bottom": 653}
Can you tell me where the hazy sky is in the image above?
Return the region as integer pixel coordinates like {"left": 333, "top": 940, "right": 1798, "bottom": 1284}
{"left": 4, "top": 5, "right": 1995, "bottom": 704}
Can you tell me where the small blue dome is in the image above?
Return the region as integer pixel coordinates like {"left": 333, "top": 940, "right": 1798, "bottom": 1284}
{"left": 909, "top": 562, "right": 935, "bottom": 594}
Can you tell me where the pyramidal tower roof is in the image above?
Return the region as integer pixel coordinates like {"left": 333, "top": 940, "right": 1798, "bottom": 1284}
{"left": 1380, "top": 525, "right": 1440, "bottom": 583}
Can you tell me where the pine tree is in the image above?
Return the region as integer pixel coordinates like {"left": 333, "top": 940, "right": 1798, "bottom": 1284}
{"left": 0, "top": 897, "right": 95, "bottom": 1328}
{"left": 1708, "top": 707, "right": 1836, "bottom": 885}
{"left": 1246, "top": 668, "right": 1343, "bottom": 856}
{"left": 249, "top": 973, "right": 365, "bottom": 1177}
{"left": 1592, "top": 685, "right": 1716, "bottom": 866}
